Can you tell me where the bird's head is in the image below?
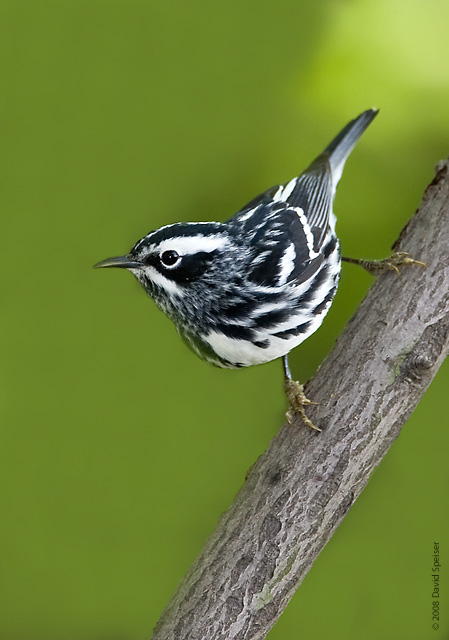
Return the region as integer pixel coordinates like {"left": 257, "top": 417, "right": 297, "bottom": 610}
{"left": 94, "top": 222, "right": 241, "bottom": 325}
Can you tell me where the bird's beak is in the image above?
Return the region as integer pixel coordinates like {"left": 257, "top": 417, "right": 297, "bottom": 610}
{"left": 93, "top": 255, "right": 142, "bottom": 270}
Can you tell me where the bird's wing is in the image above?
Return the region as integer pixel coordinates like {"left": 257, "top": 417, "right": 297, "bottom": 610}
{"left": 271, "top": 156, "right": 333, "bottom": 250}
{"left": 230, "top": 156, "right": 333, "bottom": 254}
{"left": 228, "top": 201, "right": 323, "bottom": 288}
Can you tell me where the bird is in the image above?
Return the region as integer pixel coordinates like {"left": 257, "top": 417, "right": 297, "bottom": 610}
{"left": 94, "top": 109, "right": 423, "bottom": 430}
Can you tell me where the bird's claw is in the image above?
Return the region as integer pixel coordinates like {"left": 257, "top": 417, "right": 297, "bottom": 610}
{"left": 361, "top": 252, "right": 427, "bottom": 276}
{"left": 285, "top": 380, "right": 321, "bottom": 432}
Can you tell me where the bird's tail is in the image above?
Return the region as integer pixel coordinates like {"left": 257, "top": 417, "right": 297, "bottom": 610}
{"left": 324, "top": 108, "right": 378, "bottom": 187}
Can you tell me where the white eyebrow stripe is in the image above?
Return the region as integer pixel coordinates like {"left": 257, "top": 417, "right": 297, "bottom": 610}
{"left": 157, "top": 235, "right": 230, "bottom": 255}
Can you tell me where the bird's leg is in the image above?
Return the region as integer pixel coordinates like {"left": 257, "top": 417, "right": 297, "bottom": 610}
{"left": 282, "top": 355, "right": 321, "bottom": 432}
{"left": 341, "top": 252, "right": 426, "bottom": 276}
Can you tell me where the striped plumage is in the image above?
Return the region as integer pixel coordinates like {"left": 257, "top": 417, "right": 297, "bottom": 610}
{"left": 95, "top": 109, "right": 377, "bottom": 386}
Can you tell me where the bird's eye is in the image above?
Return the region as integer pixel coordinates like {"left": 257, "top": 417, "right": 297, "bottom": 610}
{"left": 160, "top": 250, "right": 180, "bottom": 267}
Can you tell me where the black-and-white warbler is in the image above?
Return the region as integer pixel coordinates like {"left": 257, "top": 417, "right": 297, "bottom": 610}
{"left": 94, "top": 109, "right": 423, "bottom": 430}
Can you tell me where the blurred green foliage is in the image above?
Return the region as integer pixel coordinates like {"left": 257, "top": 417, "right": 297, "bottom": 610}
{"left": 1, "top": 1, "right": 448, "bottom": 639}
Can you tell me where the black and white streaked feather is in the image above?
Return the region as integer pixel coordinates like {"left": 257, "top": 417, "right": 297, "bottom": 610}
{"left": 94, "top": 109, "right": 378, "bottom": 369}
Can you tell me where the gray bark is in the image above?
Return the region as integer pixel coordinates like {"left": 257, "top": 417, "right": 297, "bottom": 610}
{"left": 151, "top": 160, "right": 449, "bottom": 640}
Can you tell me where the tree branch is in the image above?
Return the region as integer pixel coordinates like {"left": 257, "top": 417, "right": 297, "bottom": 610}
{"left": 151, "top": 160, "right": 449, "bottom": 640}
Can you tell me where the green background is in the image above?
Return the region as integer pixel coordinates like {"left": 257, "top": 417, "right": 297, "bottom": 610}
{"left": 1, "top": 1, "right": 448, "bottom": 639}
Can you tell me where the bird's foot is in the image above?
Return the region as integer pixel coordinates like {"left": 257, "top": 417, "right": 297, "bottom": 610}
{"left": 342, "top": 252, "right": 426, "bottom": 276}
{"left": 285, "top": 379, "right": 320, "bottom": 432}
